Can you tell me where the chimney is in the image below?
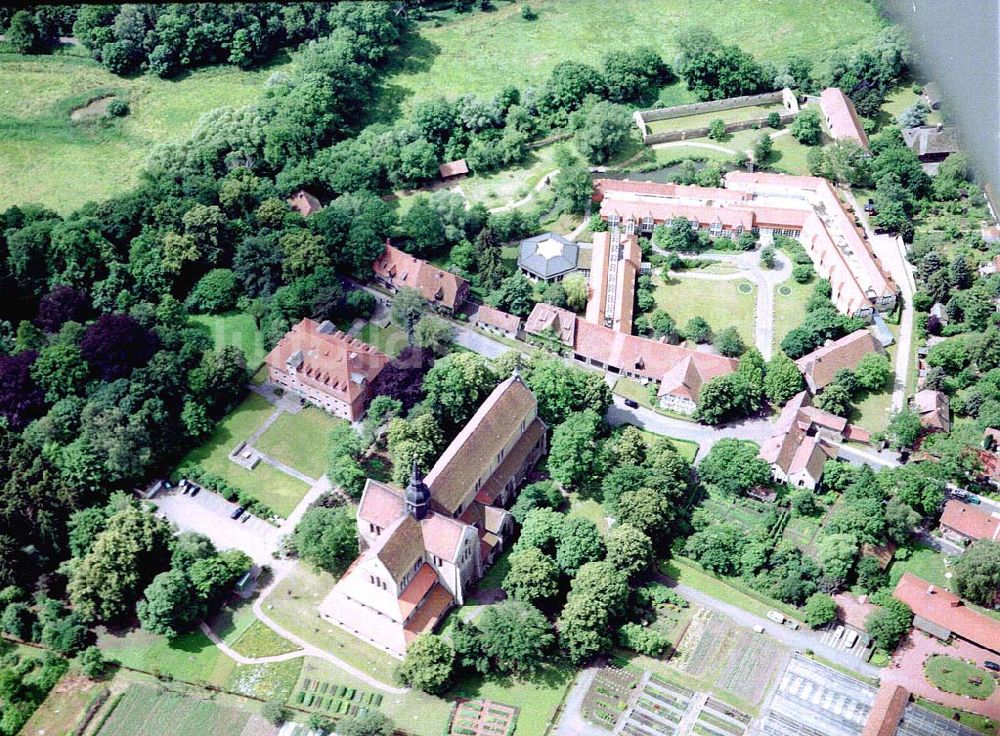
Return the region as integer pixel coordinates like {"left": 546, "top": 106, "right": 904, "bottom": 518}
{"left": 926, "top": 585, "right": 935, "bottom": 595}
{"left": 936, "top": 123, "right": 943, "bottom": 132}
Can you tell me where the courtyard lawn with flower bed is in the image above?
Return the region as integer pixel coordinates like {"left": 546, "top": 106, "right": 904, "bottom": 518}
{"left": 358, "top": 321, "right": 408, "bottom": 358}
{"left": 651, "top": 274, "right": 756, "bottom": 347}
{"left": 924, "top": 655, "right": 996, "bottom": 699}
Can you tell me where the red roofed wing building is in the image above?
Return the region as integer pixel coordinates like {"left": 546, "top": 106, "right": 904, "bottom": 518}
{"left": 939, "top": 499, "right": 1000, "bottom": 544}
{"left": 264, "top": 319, "right": 388, "bottom": 421}
{"left": 819, "top": 87, "right": 870, "bottom": 149}
{"left": 860, "top": 683, "right": 910, "bottom": 736}
{"left": 893, "top": 572, "right": 1000, "bottom": 655}
{"left": 525, "top": 303, "right": 737, "bottom": 415}
{"left": 319, "top": 373, "right": 546, "bottom": 657}
{"left": 373, "top": 243, "right": 469, "bottom": 314}
{"left": 795, "top": 329, "right": 884, "bottom": 393}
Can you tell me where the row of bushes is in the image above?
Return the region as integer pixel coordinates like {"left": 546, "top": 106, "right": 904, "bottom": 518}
{"left": 174, "top": 465, "right": 277, "bottom": 522}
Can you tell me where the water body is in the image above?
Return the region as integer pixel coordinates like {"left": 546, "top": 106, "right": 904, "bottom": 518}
{"left": 882, "top": 0, "right": 1000, "bottom": 213}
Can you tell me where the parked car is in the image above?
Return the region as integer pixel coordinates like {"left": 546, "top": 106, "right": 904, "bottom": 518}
{"left": 985, "top": 661, "right": 1000, "bottom": 672}
{"left": 950, "top": 489, "right": 970, "bottom": 500}
{"left": 189, "top": 486, "right": 200, "bottom": 497}
{"left": 753, "top": 624, "right": 765, "bottom": 634}
{"left": 624, "top": 398, "right": 640, "bottom": 409}
{"left": 230, "top": 507, "right": 245, "bottom": 520}
{"left": 968, "top": 495, "right": 982, "bottom": 505}
{"left": 240, "top": 513, "right": 251, "bottom": 523}
{"left": 767, "top": 610, "right": 785, "bottom": 624}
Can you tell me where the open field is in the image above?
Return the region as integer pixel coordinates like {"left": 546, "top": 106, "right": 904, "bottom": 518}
{"left": 95, "top": 627, "right": 236, "bottom": 686}
{"left": 672, "top": 608, "right": 788, "bottom": 704}
{"left": 652, "top": 273, "right": 756, "bottom": 345}
{"left": 191, "top": 312, "right": 267, "bottom": 372}
{"left": 255, "top": 407, "right": 342, "bottom": 481}
{"left": 887, "top": 543, "right": 954, "bottom": 590}
{"left": 230, "top": 621, "right": 300, "bottom": 659}
{"left": 260, "top": 563, "right": 402, "bottom": 684}
{"left": 925, "top": 655, "right": 996, "bottom": 699}
{"left": 383, "top": 0, "right": 884, "bottom": 113}
{"left": 19, "top": 674, "right": 108, "bottom": 736}
{"left": 646, "top": 103, "right": 784, "bottom": 135}
{"left": 179, "top": 393, "right": 310, "bottom": 517}
{"left": 94, "top": 682, "right": 276, "bottom": 736}
{"left": 0, "top": 53, "right": 292, "bottom": 212}
{"left": 226, "top": 659, "right": 303, "bottom": 703}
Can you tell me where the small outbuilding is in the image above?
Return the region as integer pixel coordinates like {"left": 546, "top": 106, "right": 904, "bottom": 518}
{"left": 439, "top": 159, "right": 469, "bottom": 180}
{"left": 518, "top": 232, "right": 580, "bottom": 282}
{"left": 288, "top": 189, "right": 322, "bottom": 217}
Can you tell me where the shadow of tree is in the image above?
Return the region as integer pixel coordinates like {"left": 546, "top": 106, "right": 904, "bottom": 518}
{"left": 368, "top": 34, "right": 441, "bottom": 125}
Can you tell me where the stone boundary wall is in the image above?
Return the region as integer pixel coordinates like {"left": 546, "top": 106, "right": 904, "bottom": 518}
{"left": 642, "top": 111, "right": 798, "bottom": 145}
{"left": 635, "top": 88, "right": 800, "bottom": 145}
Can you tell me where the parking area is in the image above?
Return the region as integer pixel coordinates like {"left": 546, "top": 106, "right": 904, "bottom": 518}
{"left": 152, "top": 485, "right": 281, "bottom": 565}
{"left": 819, "top": 623, "right": 873, "bottom": 661}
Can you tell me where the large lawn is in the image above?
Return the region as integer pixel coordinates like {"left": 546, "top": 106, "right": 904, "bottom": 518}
{"left": 888, "top": 543, "right": 955, "bottom": 591}
{"left": 190, "top": 312, "right": 267, "bottom": 372}
{"left": 0, "top": 52, "right": 291, "bottom": 213}
{"left": 925, "top": 655, "right": 996, "bottom": 699}
{"left": 95, "top": 627, "right": 236, "bottom": 686}
{"left": 179, "top": 393, "right": 311, "bottom": 517}
{"left": 383, "top": 0, "right": 884, "bottom": 113}
{"left": 652, "top": 273, "right": 756, "bottom": 345}
{"left": 254, "top": 407, "right": 344, "bottom": 481}
{"left": 773, "top": 279, "right": 813, "bottom": 351}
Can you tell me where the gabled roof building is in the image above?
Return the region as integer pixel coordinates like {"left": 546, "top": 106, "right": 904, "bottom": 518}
{"left": 795, "top": 329, "right": 884, "bottom": 394}
{"left": 373, "top": 243, "right": 469, "bottom": 314}
{"left": 911, "top": 389, "right": 950, "bottom": 433}
{"left": 319, "top": 373, "right": 546, "bottom": 657}
{"left": 939, "top": 499, "right": 1000, "bottom": 544}
{"left": 759, "top": 391, "right": 852, "bottom": 490}
{"left": 265, "top": 319, "right": 389, "bottom": 421}
{"left": 525, "top": 303, "right": 737, "bottom": 415}
{"left": 819, "top": 87, "right": 870, "bottom": 149}
{"left": 893, "top": 572, "right": 1000, "bottom": 655}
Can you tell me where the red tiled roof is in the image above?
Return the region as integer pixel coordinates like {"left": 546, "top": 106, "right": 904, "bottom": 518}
{"left": 939, "top": 499, "right": 1000, "bottom": 542}
{"left": 913, "top": 389, "right": 950, "bottom": 433}
{"left": 474, "top": 305, "right": 521, "bottom": 333}
{"left": 264, "top": 318, "right": 388, "bottom": 408}
{"left": 795, "top": 329, "right": 882, "bottom": 391}
{"left": 439, "top": 159, "right": 469, "bottom": 178}
{"left": 861, "top": 683, "right": 910, "bottom": 736}
{"left": 398, "top": 563, "right": 438, "bottom": 619}
{"left": 420, "top": 513, "right": 467, "bottom": 561}
{"left": 525, "top": 302, "right": 576, "bottom": 345}
{"left": 358, "top": 480, "right": 405, "bottom": 529}
{"left": 288, "top": 190, "right": 322, "bottom": 217}
{"left": 978, "top": 449, "right": 1000, "bottom": 480}
{"left": 893, "top": 572, "right": 1000, "bottom": 649}
{"left": 373, "top": 243, "right": 468, "bottom": 311}
{"left": 820, "top": 87, "right": 870, "bottom": 149}
{"left": 403, "top": 583, "right": 453, "bottom": 643}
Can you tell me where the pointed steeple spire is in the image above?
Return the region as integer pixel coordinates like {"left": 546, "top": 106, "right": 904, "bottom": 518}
{"left": 405, "top": 457, "right": 431, "bottom": 520}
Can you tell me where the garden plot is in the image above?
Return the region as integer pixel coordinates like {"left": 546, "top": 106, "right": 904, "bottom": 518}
{"left": 448, "top": 699, "right": 518, "bottom": 736}
{"left": 94, "top": 683, "right": 275, "bottom": 736}
{"left": 695, "top": 697, "right": 752, "bottom": 736}
{"left": 581, "top": 667, "right": 640, "bottom": 730}
{"left": 621, "top": 675, "right": 693, "bottom": 736}
{"left": 673, "top": 609, "right": 788, "bottom": 704}
{"left": 291, "top": 676, "right": 383, "bottom": 718}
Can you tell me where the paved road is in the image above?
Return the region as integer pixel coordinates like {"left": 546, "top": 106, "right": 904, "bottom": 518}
{"left": 552, "top": 667, "right": 601, "bottom": 736}
{"left": 455, "top": 325, "right": 513, "bottom": 358}
{"left": 607, "top": 399, "right": 775, "bottom": 460}
{"left": 663, "top": 577, "right": 881, "bottom": 679}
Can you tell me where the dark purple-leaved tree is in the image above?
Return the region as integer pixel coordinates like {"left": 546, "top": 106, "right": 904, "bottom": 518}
{"left": 81, "top": 314, "right": 160, "bottom": 380}
{"left": 36, "top": 285, "right": 92, "bottom": 333}
{"left": 0, "top": 351, "right": 46, "bottom": 429}
{"left": 367, "top": 346, "right": 433, "bottom": 413}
